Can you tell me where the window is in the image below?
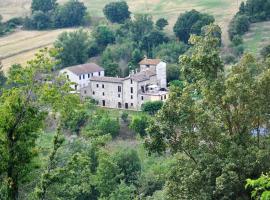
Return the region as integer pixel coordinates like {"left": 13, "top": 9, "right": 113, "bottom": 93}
{"left": 83, "top": 74, "right": 85, "bottom": 79}
{"left": 84, "top": 90, "right": 87, "bottom": 94}
{"left": 103, "top": 92, "right": 105, "bottom": 96}
{"left": 141, "top": 96, "right": 144, "bottom": 100}
{"left": 92, "top": 91, "right": 95, "bottom": 95}
{"left": 91, "top": 73, "right": 93, "bottom": 76}
{"left": 79, "top": 75, "right": 81, "bottom": 80}
{"left": 118, "top": 86, "right": 122, "bottom": 92}
{"left": 75, "top": 85, "right": 78, "bottom": 90}
{"left": 67, "top": 75, "right": 69, "bottom": 79}
{"left": 131, "top": 87, "right": 133, "bottom": 93}
{"left": 131, "top": 103, "right": 133, "bottom": 107}
{"left": 141, "top": 86, "right": 145, "bottom": 93}
{"left": 118, "top": 94, "right": 121, "bottom": 98}
{"left": 146, "top": 64, "right": 150, "bottom": 68}
{"left": 88, "top": 74, "right": 90, "bottom": 78}
{"left": 131, "top": 95, "right": 133, "bottom": 99}
{"left": 102, "top": 84, "right": 104, "bottom": 88}
{"left": 99, "top": 72, "right": 101, "bottom": 76}
{"left": 96, "top": 84, "right": 99, "bottom": 88}
{"left": 164, "top": 95, "right": 167, "bottom": 100}
{"left": 118, "top": 102, "right": 122, "bottom": 108}
{"left": 161, "top": 96, "right": 163, "bottom": 100}
{"left": 102, "top": 100, "right": 105, "bottom": 106}
{"left": 131, "top": 79, "right": 133, "bottom": 84}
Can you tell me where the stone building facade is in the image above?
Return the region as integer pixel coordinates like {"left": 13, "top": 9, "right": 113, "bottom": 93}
{"left": 80, "top": 58, "right": 169, "bottom": 110}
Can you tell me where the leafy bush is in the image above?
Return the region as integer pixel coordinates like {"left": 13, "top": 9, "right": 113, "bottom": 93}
{"left": 129, "top": 115, "right": 149, "bottom": 137}
{"left": 97, "top": 116, "right": 120, "bottom": 138}
{"left": 113, "top": 148, "right": 141, "bottom": 185}
{"left": 142, "top": 101, "right": 163, "bottom": 115}
{"left": 121, "top": 112, "right": 129, "bottom": 123}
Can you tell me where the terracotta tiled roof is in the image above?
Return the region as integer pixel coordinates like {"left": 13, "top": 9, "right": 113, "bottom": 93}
{"left": 90, "top": 76, "right": 124, "bottom": 83}
{"left": 139, "top": 58, "right": 162, "bottom": 65}
{"left": 66, "top": 63, "right": 104, "bottom": 75}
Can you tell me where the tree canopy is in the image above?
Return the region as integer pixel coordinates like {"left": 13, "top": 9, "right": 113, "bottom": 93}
{"left": 54, "top": 29, "right": 91, "bottom": 68}
{"left": 173, "top": 9, "right": 214, "bottom": 43}
{"left": 103, "top": 1, "right": 130, "bottom": 23}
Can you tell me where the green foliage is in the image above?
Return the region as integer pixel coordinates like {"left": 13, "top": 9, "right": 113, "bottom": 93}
{"left": 232, "top": 34, "right": 243, "bottom": 46}
{"left": 114, "top": 148, "right": 141, "bottom": 185}
{"left": 103, "top": 1, "right": 130, "bottom": 24}
{"left": 140, "top": 29, "right": 169, "bottom": 56}
{"left": 145, "top": 30, "right": 270, "bottom": 199}
{"left": 97, "top": 115, "right": 120, "bottom": 138}
{"left": 31, "top": 0, "right": 57, "bottom": 13}
{"left": 153, "top": 41, "right": 188, "bottom": 63}
{"left": 246, "top": 173, "right": 270, "bottom": 200}
{"left": 238, "top": 0, "right": 270, "bottom": 22}
{"left": 0, "top": 62, "right": 6, "bottom": 88}
{"left": 155, "top": 18, "right": 168, "bottom": 30}
{"left": 228, "top": 14, "right": 250, "bottom": 40}
{"left": 52, "top": 0, "right": 87, "bottom": 28}
{"left": 0, "top": 48, "right": 79, "bottom": 199}
{"left": 166, "top": 64, "right": 181, "bottom": 83}
{"left": 173, "top": 9, "right": 215, "bottom": 43}
{"left": 131, "top": 49, "right": 144, "bottom": 65}
{"left": 108, "top": 181, "right": 135, "bottom": 200}
{"left": 96, "top": 152, "right": 121, "bottom": 198}
{"left": 179, "top": 24, "right": 223, "bottom": 82}
{"left": 25, "top": 11, "right": 51, "bottom": 30}
{"left": 84, "top": 110, "right": 120, "bottom": 138}
{"left": 130, "top": 14, "right": 154, "bottom": 44}
{"left": 121, "top": 112, "right": 129, "bottom": 123}
{"left": 62, "top": 104, "right": 89, "bottom": 134}
{"left": 142, "top": 101, "right": 163, "bottom": 115}
{"left": 93, "top": 25, "right": 115, "bottom": 49}
{"left": 260, "top": 44, "right": 270, "bottom": 59}
{"left": 100, "top": 41, "right": 133, "bottom": 76}
{"left": 26, "top": 0, "right": 87, "bottom": 30}
{"left": 129, "top": 115, "right": 149, "bottom": 137}
{"left": 54, "top": 29, "right": 91, "bottom": 68}
{"left": 0, "top": 15, "right": 23, "bottom": 35}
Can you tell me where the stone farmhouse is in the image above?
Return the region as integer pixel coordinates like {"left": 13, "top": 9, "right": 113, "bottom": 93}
{"left": 80, "top": 58, "right": 169, "bottom": 110}
{"left": 60, "top": 63, "right": 105, "bottom": 90}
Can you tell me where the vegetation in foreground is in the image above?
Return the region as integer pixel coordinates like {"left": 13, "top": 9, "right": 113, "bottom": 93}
{"left": 1, "top": 24, "right": 270, "bottom": 199}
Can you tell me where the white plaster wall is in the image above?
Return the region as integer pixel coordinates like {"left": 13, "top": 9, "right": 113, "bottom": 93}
{"left": 156, "top": 62, "right": 167, "bottom": 88}
{"left": 60, "top": 69, "right": 79, "bottom": 90}
{"left": 60, "top": 69, "right": 104, "bottom": 90}
{"left": 140, "top": 64, "right": 156, "bottom": 72}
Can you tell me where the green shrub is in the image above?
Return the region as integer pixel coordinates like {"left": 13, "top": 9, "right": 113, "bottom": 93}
{"left": 142, "top": 101, "right": 163, "bottom": 115}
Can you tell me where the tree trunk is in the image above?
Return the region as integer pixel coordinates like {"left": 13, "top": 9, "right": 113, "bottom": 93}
{"left": 7, "top": 130, "right": 18, "bottom": 200}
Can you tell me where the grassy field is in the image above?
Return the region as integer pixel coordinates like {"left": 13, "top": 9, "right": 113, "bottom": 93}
{"left": 243, "top": 21, "right": 270, "bottom": 55}
{"left": 0, "top": 28, "right": 77, "bottom": 71}
{"left": 0, "top": 0, "right": 240, "bottom": 71}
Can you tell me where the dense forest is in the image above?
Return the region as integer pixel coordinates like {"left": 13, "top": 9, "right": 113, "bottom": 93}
{"left": 1, "top": 0, "right": 270, "bottom": 200}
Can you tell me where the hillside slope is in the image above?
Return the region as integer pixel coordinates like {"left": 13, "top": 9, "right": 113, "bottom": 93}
{"left": 0, "top": 0, "right": 240, "bottom": 71}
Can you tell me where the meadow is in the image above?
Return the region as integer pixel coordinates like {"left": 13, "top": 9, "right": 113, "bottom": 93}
{"left": 0, "top": 0, "right": 240, "bottom": 71}
{"left": 243, "top": 21, "right": 270, "bottom": 55}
